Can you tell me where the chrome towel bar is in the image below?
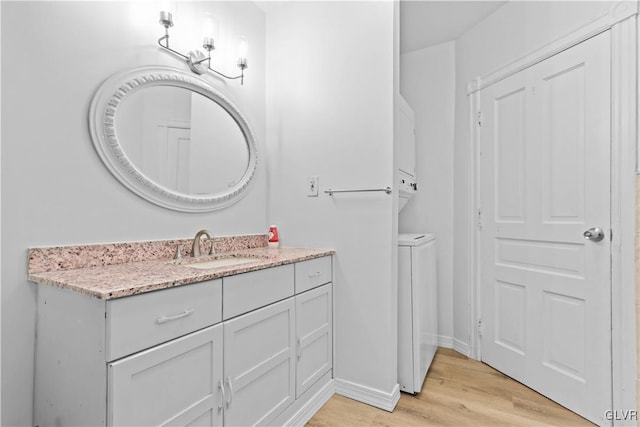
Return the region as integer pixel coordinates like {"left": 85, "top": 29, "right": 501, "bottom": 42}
{"left": 324, "top": 186, "right": 392, "bottom": 196}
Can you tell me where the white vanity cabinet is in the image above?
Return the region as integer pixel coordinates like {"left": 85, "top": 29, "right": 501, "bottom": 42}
{"left": 108, "top": 324, "right": 224, "bottom": 427}
{"left": 295, "top": 284, "right": 332, "bottom": 398}
{"left": 34, "top": 279, "right": 223, "bottom": 427}
{"left": 223, "top": 298, "right": 296, "bottom": 426}
{"left": 110, "top": 298, "right": 297, "bottom": 427}
{"left": 34, "top": 255, "right": 333, "bottom": 427}
{"left": 106, "top": 278, "right": 223, "bottom": 361}
{"left": 223, "top": 264, "right": 294, "bottom": 320}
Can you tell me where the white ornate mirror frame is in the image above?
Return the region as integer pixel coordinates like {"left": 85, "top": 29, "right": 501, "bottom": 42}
{"left": 89, "top": 66, "right": 258, "bottom": 212}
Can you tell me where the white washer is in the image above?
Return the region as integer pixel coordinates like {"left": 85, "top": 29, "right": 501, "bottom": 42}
{"left": 397, "top": 233, "right": 438, "bottom": 394}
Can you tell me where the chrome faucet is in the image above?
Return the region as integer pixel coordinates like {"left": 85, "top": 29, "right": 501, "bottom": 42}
{"left": 191, "top": 229, "right": 215, "bottom": 257}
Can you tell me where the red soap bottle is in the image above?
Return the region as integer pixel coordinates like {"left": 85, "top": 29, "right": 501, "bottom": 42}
{"left": 268, "top": 225, "right": 279, "bottom": 248}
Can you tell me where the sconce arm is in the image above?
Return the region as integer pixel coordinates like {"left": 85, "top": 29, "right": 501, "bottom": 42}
{"left": 207, "top": 67, "right": 244, "bottom": 81}
{"left": 157, "top": 36, "right": 189, "bottom": 61}
{"left": 192, "top": 55, "right": 210, "bottom": 66}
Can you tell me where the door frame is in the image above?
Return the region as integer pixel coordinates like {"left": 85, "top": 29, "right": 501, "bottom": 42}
{"left": 466, "top": 4, "right": 637, "bottom": 421}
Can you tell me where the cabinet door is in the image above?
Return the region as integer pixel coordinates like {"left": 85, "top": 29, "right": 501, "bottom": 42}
{"left": 108, "top": 324, "right": 224, "bottom": 427}
{"left": 223, "top": 298, "right": 295, "bottom": 426}
{"left": 295, "top": 284, "right": 333, "bottom": 398}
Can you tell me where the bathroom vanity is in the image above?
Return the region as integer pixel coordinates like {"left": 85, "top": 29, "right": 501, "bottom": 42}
{"left": 28, "top": 236, "right": 334, "bottom": 427}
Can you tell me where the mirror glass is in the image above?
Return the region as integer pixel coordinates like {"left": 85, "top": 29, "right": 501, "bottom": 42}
{"left": 89, "top": 66, "right": 258, "bottom": 212}
{"left": 115, "top": 86, "right": 249, "bottom": 195}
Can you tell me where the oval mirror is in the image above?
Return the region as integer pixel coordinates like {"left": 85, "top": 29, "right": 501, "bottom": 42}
{"left": 89, "top": 66, "right": 258, "bottom": 212}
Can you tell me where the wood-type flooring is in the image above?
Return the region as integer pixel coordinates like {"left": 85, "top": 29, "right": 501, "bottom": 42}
{"left": 306, "top": 348, "right": 594, "bottom": 426}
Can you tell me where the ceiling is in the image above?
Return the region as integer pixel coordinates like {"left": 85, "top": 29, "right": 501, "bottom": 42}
{"left": 400, "top": 0, "right": 507, "bottom": 53}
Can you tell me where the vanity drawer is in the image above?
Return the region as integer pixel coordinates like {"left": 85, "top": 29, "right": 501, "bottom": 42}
{"left": 106, "top": 279, "right": 222, "bottom": 361}
{"left": 295, "top": 256, "right": 332, "bottom": 293}
{"left": 223, "top": 264, "right": 294, "bottom": 320}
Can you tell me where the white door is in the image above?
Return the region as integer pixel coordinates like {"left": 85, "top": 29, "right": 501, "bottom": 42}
{"left": 151, "top": 122, "right": 191, "bottom": 192}
{"left": 108, "top": 324, "right": 224, "bottom": 427}
{"left": 223, "top": 298, "right": 296, "bottom": 426}
{"left": 166, "top": 127, "right": 191, "bottom": 193}
{"left": 479, "top": 31, "right": 611, "bottom": 425}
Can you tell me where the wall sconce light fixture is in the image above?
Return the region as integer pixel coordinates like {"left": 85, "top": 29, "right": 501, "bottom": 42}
{"left": 158, "top": 11, "right": 248, "bottom": 85}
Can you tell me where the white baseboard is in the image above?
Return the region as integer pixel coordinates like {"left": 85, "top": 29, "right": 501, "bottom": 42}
{"left": 334, "top": 378, "right": 400, "bottom": 412}
{"left": 453, "top": 338, "right": 470, "bottom": 357}
{"left": 437, "top": 335, "right": 453, "bottom": 348}
{"left": 438, "top": 335, "right": 470, "bottom": 357}
{"left": 278, "top": 377, "right": 334, "bottom": 427}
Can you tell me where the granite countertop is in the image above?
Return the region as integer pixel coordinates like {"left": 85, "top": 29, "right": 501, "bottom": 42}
{"left": 28, "top": 236, "right": 333, "bottom": 300}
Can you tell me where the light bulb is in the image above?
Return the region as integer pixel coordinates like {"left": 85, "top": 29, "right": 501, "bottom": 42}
{"left": 202, "top": 13, "right": 217, "bottom": 40}
{"left": 237, "top": 37, "right": 248, "bottom": 59}
{"left": 158, "top": 0, "right": 173, "bottom": 27}
{"left": 236, "top": 37, "right": 248, "bottom": 72}
{"left": 159, "top": 10, "right": 173, "bottom": 28}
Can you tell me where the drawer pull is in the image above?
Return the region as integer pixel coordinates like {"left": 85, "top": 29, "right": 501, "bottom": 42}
{"left": 155, "top": 309, "right": 194, "bottom": 324}
{"left": 308, "top": 271, "right": 321, "bottom": 278}
{"left": 225, "top": 376, "right": 233, "bottom": 408}
{"left": 218, "top": 379, "right": 226, "bottom": 412}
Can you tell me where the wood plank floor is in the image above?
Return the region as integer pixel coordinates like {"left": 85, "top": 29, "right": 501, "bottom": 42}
{"left": 306, "top": 348, "right": 594, "bottom": 426}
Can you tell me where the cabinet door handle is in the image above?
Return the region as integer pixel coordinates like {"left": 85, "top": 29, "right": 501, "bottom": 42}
{"left": 308, "top": 271, "right": 321, "bottom": 278}
{"left": 297, "top": 337, "right": 303, "bottom": 359}
{"left": 225, "top": 376, "right": 233, "bottom": 409}
{"left": 218, "top": 379, "right": 226, "bottom": 413}
{"left": 155, "top": 309, "right": 194, "bottom": 324}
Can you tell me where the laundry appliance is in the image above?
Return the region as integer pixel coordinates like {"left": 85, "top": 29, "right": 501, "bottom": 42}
{"left": 397, "top": 233, "right": 438, "bottom": 394}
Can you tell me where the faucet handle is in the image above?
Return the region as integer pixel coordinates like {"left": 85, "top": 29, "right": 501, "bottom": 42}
{"left": 208, "top": 239, "right": 216, "bottom": 255}
{"left": 174, "top": 244, "right": 183, "bottom": 260}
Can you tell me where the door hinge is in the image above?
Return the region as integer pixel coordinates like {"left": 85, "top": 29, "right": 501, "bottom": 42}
{"left": 477, "top": 209, "right": 483, "bottom": 230}
{"left": 477, "top": 319, "right": 483, "bottom": 337}
{"left": 477, "top": 111, "right": 483, "bottom": 127}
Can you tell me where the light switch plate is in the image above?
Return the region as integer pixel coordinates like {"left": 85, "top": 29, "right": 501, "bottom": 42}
{"left": 307, "top": 176, "right": 319, "bottom": 197}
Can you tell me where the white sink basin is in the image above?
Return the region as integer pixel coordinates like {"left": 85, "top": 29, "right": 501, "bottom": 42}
{"left": 183, "top": 257, "right": 261, "bottom": 270}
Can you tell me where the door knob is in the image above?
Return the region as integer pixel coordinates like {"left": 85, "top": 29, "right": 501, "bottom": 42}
{"left": 583, "top": 227, "right": 605, "bottom": 242}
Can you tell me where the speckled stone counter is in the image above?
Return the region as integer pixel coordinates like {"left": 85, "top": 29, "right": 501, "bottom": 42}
{"left": 28, "top": 235, "right": 334, "bottom": 300}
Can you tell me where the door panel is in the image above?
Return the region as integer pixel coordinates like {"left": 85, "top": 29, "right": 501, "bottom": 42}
{"left": 494, "top": 281, "right": 526, "bottom": 356}
{"left": 495, "top": 87, "right": 527, "bottom": 223}
{"left": 541, "top": 63, "right": 586, "bottom": 222}
{"left": 542, "top": 291, "right": 586, "bottom": 381}
{"left": 481, "top": 60, "right": 530, "bottom": 380}
{"left": 480, "top": 31, "right": 611, "bottom": 425}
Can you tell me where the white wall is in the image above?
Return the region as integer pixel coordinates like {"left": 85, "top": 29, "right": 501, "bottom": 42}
{"left": 453, "top": 0, "right": 617, "bottom": 348}
{"left": 265, "top": 1, "right": 399, "bottom": 404}
{"left": 399, "top": 41, "right": 456, "bottom": 349}
{"left": 1, "top": 2, "right": 266, "bottom": 424}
